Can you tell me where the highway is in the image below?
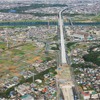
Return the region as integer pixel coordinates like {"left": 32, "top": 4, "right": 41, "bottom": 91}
{"left": 59, "top": 10, "right": 67, "bottom": 64}
{"left": 57, "top": 8, "right": 74, "bottom": 100}
{"left": 61, "top": 85, "right": 74, "bottom": 100}
{"left": 57, "top": 5, "right": 100, "bottom": 100}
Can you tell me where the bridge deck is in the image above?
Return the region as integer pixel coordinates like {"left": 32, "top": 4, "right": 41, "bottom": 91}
{"left": 56, "top": 65, "right": 72, "bottom": 81}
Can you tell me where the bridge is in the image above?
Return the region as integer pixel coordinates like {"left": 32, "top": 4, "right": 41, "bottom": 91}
{"left": 59, "top": 10, "right": 67, "bottom": 64}
{"left": 56, "top": 8, "right": 75, "bottom": 100}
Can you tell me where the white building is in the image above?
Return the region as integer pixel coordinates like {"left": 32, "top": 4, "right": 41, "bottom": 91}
{"left": 70, "top": 33, "right": 85, "bottom": 40}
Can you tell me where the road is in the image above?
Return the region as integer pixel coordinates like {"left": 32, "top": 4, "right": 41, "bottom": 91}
{"left": 57, "top": 5, "right": 100, "bottom": 100}
{"left": 59, "top": 10, "right": 67, "bottom": 64}
{"left": 57, "top": 8, "right": 74, "bottom": 100}
{"left": 61, "top": 85, "right": 74, "bottom": 100}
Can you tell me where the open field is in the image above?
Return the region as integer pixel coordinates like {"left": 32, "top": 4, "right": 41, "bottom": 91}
{"left": 0, "top": 42, "right": 46, "bottom": 79}
{"left": 0, "top": 42, "right": 7, "bottom": 49}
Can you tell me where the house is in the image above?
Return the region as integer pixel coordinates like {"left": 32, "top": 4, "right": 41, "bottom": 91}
{"left": 21, "top": 94, "right": 34, "bottom": 100}
{"left": 82, "top": 92, "right": 90, "bottom": 100}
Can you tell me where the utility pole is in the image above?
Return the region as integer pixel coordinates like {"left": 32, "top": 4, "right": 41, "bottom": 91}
{"left": 33, "top": 73, "right": 34, "bottom": 83}
{"left": 56, "top": 77, "right": 60, "bottom": 100}
{"left": 5, "top": 28, "right": 9, "bottom": 49}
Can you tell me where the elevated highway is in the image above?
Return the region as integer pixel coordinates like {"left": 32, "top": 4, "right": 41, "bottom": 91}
{"left": 57, "top": 8, "right": 74, "bottom": 100}
{"left": 59, "top": 10, "right": 67, "bottom": 64}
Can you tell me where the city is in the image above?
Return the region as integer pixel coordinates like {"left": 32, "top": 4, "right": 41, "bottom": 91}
{"left": 0, "top": 0, "right": 100, "bottom": 100}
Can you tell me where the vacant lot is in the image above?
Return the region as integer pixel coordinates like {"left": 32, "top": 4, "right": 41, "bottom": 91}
{"left": 0, "top": 42, "right": 45, "bottom": 80}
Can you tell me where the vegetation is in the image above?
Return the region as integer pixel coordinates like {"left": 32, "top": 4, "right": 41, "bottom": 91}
{"left": 71, "top": 63, "right": 96, "bottom": 68}
{"left": 82, "top": 44, "right": 100, "bottom": 66}
{"left": 0, "top": 42, "right": 6, "bottom": 49}
{"left": 0, "top": 26, "right": 28, "bottom": 28}
{"left": 26, "top": 66, "right": 57, "bottom": 83}
{"left": 0, "top": 86, "right": 15, "bottom": 98}
{"left": 66, "top": 42, "right": 77, "bottom": 51}
{"left": 51, "top": 44, "right": 59, "bottom": 50}
{"left": 74, "top": 69, "right": 81, "bottom": 74}
{"left": 91, "top": 14, "right": 100, "bottom": 22}
{"left": 53, "top": 35, "right": 58, "bottom": 41}
{"left": 0, "top": 42, "right": 45, "bottom": 83}
{"left": 42, "top": 56, "right": 52, "bottom": 62}
{"left": 83, "top": 51, "right": 100, "bottom": 66}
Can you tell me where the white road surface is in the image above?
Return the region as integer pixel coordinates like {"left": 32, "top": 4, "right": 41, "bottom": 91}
{"left": 58, "top": 9, "right": 74, "bottom": 100}
{"left": 59, "top": 11, "right": 67, "bottom": 64}
{"left": 61, "top": 85, "right": 74, "bottom": 100}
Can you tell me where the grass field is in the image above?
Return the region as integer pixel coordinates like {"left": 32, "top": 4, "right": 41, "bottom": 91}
{"left": 0, "top": 42, "right": 45, "bottom": 80}
{"left": 0, "top": 42, "right": 7, "bottom": 49}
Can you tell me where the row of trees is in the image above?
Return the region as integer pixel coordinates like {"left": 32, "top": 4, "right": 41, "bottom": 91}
{"left": 0, "top": 4, "right": 67, "bottom": 13}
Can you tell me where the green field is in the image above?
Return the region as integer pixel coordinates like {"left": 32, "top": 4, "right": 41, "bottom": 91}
{"left": 0, "top": 42, "right": 7, "bottom": 49}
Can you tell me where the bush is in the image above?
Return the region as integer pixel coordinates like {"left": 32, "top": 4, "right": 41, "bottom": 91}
{"left": 83, "top": 51, "right": 100, "bottom": 66}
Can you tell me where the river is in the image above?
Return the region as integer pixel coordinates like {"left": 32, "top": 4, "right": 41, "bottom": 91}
{"left": 0, "top": 21, "right": 100, "bottom": 26}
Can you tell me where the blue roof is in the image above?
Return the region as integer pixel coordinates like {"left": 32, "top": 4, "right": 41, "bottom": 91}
{"left": 21, "top": 94, "right": 34, "bottom": 100}
{"left": 9, "top": 10, "right": 16, "bottom": 13}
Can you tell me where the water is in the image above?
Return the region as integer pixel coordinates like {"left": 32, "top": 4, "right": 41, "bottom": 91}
{"left": 9, "top": 10, "right": 16, "bottom": 13}
{"left": 0, "top": 21, "right": 100, "bottom": 27}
